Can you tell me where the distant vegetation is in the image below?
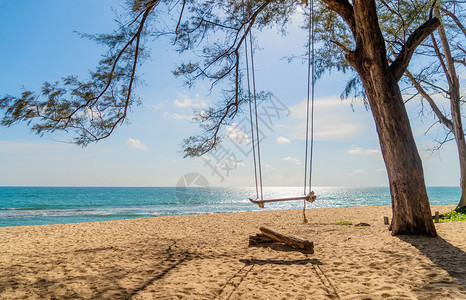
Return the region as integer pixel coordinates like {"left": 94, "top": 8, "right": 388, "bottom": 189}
{"left": 335, "top": 221, "right": 353, "bottom": 226}
{"left": 439, "top": 208, "right": 466, "bottom": 222}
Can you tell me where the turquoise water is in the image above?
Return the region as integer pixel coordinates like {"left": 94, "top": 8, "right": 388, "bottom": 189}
{"left": 0, "top": 186, "right": 460, "bottom": 227}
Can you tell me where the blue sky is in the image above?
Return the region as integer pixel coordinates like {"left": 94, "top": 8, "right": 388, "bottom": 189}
{"left": 0, "top": 0, "right": 460, "bottom": 187}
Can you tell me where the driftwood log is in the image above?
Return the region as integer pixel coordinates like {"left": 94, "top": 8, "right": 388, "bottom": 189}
{"left": 249, "top": 233, "right": 276, "bottom": 246}
{"left": 255, "top": 227, "right": 313, "bottom": 251}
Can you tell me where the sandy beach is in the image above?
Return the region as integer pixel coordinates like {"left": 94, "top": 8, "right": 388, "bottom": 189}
{"left": 1, "top": 205, "right": 465, "bottom": 299}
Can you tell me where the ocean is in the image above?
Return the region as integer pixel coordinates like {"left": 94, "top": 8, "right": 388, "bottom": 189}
{"left": 0, "top": 186, "right": 460, "bottom": 227}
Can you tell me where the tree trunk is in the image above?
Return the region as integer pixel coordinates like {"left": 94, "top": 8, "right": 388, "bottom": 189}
{"left": 452, "top": 78, "right": 466, "bottom": 210}
{"left": 342, "top": 1, "right": 437, "bottom": 236}
{"left": 435, "top": 8, "right": 466, "bottom": 210}
{"left": 358, "top": 68, "right": 437, "bottom": 236}
{"left": 321, "top": 0, "right": 439, "bottom": 235}
{"left": 457, "top": 155, "right": 466, "bottom": 209}
{"left": 405, "top": 66, "right": 466, "bottom": 210}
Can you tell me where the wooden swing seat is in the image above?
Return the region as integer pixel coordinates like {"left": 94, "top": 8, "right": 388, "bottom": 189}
{"left": 250, "top": 192, "right": 316, "bottom": 208}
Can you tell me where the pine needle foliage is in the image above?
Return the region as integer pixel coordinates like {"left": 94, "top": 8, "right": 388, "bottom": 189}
{"left": 0, "top": 0, "right": 451, "bottom": 157}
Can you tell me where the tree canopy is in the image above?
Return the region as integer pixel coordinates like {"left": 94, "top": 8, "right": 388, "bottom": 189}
{"left": 0, "top": 0, "right": 442, "bottom": 155}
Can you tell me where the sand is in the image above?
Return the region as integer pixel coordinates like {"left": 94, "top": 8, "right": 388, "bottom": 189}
{"left": 0, "top": 205, "right": 465, "bottom": 299}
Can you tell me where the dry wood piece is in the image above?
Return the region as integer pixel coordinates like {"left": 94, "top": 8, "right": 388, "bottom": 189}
{"left": 248, "top": 233, "right": 275, "bottom": 246}
{"left": 383, "top": 216, "right": 389, "bottom": 225}
{"left": 259, "top": 227, "right": 313, "bottom": 250}
{"left": 355, "top": 222, "right": 370, "bottom": 227}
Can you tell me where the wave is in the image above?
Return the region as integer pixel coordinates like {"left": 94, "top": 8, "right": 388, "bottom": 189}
{"left": 0, "top": 186, "right": 459, "bottom": 227}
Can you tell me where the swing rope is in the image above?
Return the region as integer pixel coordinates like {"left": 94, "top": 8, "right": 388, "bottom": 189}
{"left": 249, "top": 33, "right": 264, "bottom": 201}
{"left": 245, "top": 1, "right": 315, "bottom": 221}
{"left": 244, "top": 22, "right": 260, "bottom": 201}
{"left": 303, "top": 0, "right": 315, "bottom": 223}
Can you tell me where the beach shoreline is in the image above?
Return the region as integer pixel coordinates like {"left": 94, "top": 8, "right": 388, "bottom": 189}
{"left": 1, "top": 186, "right": 460, "bottom": 228}
{"left": 1, "top": 205, "right": 465, "bottom": 299}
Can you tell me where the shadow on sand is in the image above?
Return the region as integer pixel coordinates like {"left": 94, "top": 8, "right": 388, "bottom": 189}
{"left": 397, "top": 235, "right": 466, "bottom": 289}
{"left": 248, "top": 241, "right": 315, "bottom": 254}
{"left": 240, "top": 258, "right": 322, "bottom": 266}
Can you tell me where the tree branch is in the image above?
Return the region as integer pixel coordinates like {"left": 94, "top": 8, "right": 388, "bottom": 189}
{"left": 418, "top": 77, "right": 450, "bottom": 95}
{"left": 390, "top": 17, "right": 440, "bottom": 82}
{"left": 65, "top": 0, "right": 159, "bottom": 126}
{"left": 330, "top": 39, "right": 350, "bottom": 54}
{"left": 180, "top": 0, "right": 273, "bottom": 157}
{"left": 321, "top": 0, "right": 355, "bottom": 33}
{"left": 440, "top": 7, "right": 466, "bottom": 38}
{"left": 405, "top": 69, "right": 453, "bottom": 131}
{"left": 174, "top": 0, "right": 186, "bottom": 43}
{"left": 435, "top": 7, "right": 458, "bottom": 85}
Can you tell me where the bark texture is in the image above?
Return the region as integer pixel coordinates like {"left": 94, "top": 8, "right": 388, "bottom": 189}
{"left": 323, "top": 0, "right": 439, "bottom": 235}
{"left": 259, "top": 227, "right": 314, "bottom": 250}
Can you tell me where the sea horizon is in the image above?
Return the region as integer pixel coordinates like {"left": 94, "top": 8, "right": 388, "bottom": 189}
{"left": 0, "top": 186, "right": 460, "bottom": 227}
{"left": 0, "top": 185, "right": 459, "bottom": 188}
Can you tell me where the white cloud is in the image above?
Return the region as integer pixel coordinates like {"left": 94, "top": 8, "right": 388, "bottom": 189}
{"left": 276, "top": 136, "right": 291, "bottom": 144}
{"left": 127, "top": 138, "right": 148, "bottom": 151}
{"left": 289, "top": 96, "right": 367, "bottom": 141}
{"left": 283, "top": 156, "right": 300, "bottom": 165}
{"left": 348, "top": 146, "right": 381, "bottom": 155}
{"left": 174, "top": 98, "right": 194, "bottom": 108}
{"left": 226, "top": 123, "right": 250, "bottom": 145}
{"left": 173, "top": 95, "right": 207, "bottom": 108}
{"left": 376, "top": 168, "right": 386, "bottom": 173}
{"left": 351, "top": 170, "right": 366, "bottom": 175}
{"left": 85, "top": 107, "right": 102, "bottom": 119}
{"left": 163, "top": 112, "right": 193, "bottom": 121}
{"left": 165, "top": 94, "right": 208, "bottom": 120}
